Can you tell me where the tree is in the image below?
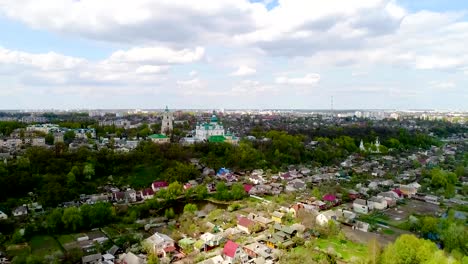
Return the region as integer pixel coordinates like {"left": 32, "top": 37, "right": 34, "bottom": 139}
{"left": 83, "top": 163, "right": 95, "bottom": 180}
{"left": 45, "top": 133, "right": 54, "bottom": 145}
{"left": 311, "top": 187, "right": 321, "bottom": 199}
{"left": 441, "top": 222, "right": 467, "bottom": 254}
{"left": 166, "top": 182, "right": 183, "bottom": 200}
{"left": 419, "top": 216, "right": 438, "bottom": 238}
{"left": 231, "top": 183, "right": 247, "bottom": 200}
{"left": 367, "top": 238, "right": 381, "bottom": 264}
{"left": 46, "top": 208, "right": 64, "bottom": 233}
{"left": 63, "top": 130, "right": 76, "bottom": 143}
{"left": 380, "top": 234, "right": 451, "bottom": 264}
{"left": 183, "top": 203, "right": 198, "bottom": 214}
{"left": 164, "top": 208, "right": 175, "bottom": 219}
{"left": 62, "top": 207, "right": 82, "bottom": 232}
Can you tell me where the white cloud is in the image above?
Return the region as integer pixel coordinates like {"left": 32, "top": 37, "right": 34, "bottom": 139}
{"left": 429, "top": 81, "right": 456, "bottom": 91}
{"left": 230, "top": 65, "right": 256, "bottom": 76}
{"left": 109, "top": 46, "right": 205, "bottom": 64}
{"left": 189, "top": 70, "right": 198, "bottom": 77}
{"left": 275, "top": 73, "right": 320, "bottom": 85}
{"left": 135, "top": 65, "right": 169, "bottom": 74}
{"left": 0, "top": 45, "right": 199, "bottom": 86}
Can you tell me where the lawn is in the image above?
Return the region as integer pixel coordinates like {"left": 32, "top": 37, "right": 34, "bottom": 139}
{"left": 29, "top": 235, "right": 63, "bottom": 257}
{"left": 6, "top": 244, "right": 31, "bottom": 257}
{"left": 57, "top": 233, "right": 82, "bottom": 245}
{"left": 315, "top": 237, "right": 368, "bottom": 261}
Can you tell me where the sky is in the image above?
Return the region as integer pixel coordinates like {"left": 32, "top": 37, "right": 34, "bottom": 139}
{"left": 0, "top": 0, "right": 467, "bottom": 110}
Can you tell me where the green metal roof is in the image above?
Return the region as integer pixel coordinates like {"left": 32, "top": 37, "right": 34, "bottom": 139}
{"left": 208, "top": 135, "right": 226, "bottom": 143}
{"left": 149, "top": 134, "right": 168, "bottom": 139}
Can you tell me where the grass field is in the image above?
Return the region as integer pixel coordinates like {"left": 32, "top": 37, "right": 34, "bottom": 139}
{"left": 29, "top": 235, "right": 63, "bottom": 257}
{"left": 6, "top": 244, "right": 31, "bottom": 257}
{"left": 315, "top": 237, "right": 368, "bottom": 261}
{"left": 57, "top": 233, "right": 82, "bottom": 245}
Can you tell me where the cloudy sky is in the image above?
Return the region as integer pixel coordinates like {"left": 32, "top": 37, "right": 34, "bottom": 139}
{"left": 0, "top": 0, "right": 467, "bottom": 110}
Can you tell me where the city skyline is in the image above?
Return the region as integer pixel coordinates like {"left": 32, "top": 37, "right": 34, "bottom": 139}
{"left": 1, "top": 0, "right": 468, "bottom": 110}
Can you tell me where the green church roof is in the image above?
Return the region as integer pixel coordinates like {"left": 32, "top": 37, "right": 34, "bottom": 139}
{"left": 208, "top": 135, "right": 226, "bottom": 143}
{"left": 149, "top": 134, "right": 168, "bottom": 139}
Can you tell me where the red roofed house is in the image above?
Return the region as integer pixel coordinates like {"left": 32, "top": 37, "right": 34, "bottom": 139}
{"left": 140, "top": 188, "right": 155, "bottom": 200}
{"left": 152, "top": 181, "right": 169, "bottom": 192}
{"left": 223, "top": 240, "right": 246, "bottom": 263}
{"left": 243, "top": 184, "right": 253, "bottom": 194}
{"left": 323, "top": 194, "right": 337, "bottom": 203}
{"left": 237, "top": 216, "right": 257, "bottom": 234}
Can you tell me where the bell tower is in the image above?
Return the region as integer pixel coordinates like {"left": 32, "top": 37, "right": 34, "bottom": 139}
{"left": 161, "top": 106, "right": 173, "bottom": 135}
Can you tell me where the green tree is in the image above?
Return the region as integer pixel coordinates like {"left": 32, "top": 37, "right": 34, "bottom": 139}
{"left": 380, "top": 234, "right": 450, "bottom": 264}
{"left": 311, "top": 187, "right": 321, "bottom": 199}
{"left": 83, "top": 163, "right": 95, "bottom": 180}
{"left": 63, "top": 130, "right": 76, "bottom": 143}
{"left": 183, "top": 203, "right": 198, "bottom": 214}
{"left": 441, "top": 223, "right": 467, "bottom": 254}
{"left": 62, "top": 207, "right": 82, "bottom": 232}
{"left": 166, "top": 181, "right": 183, "bottom": 200}
{"left": 45, "top": 133, "right": 54, "bottom": 145}
{"left": 46, "top": 208, "right": 64, "bottom": 233}
{"left": 419, "top": 217, "right": 438, "bottom": 238}
{"left": 367, "top": 238, "right": 381, "bottom": 264}
{"left": 164, "top": 208, "right": 175, "bottom": 219}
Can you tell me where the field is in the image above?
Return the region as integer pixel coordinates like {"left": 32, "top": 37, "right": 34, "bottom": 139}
{"left": 314, "top": 237, "right": 368, "bottom": 261}
{"left": 29, "top": 235, "right": 63, "bottom": 257}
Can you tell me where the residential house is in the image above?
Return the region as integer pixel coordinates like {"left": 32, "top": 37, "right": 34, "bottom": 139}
{"left": 31, "top": 137, "right": 46, "bottom": 147}
{"left": 267, "top": 224, "right": 297, "bottom": 249}
{"left": 12, "top": 206, "right": 28, "bottom": 217}
{"left": 118, "top": 252, "right": 146, "bottom": 264}
{"left": 125, "top": 189, "right": 137, "bottom": 203}
{"left": 197, "top": 255, "right": 224, "bottom": 264}
{"left": 223, "top": 240, "right": 247, "bottom": 263}
{"left": 322, "top": 194, "right": 339, "bottom": 206}
{"left": 368, "top": 197, "right": 387, "bottom": 210}
{"left": 271, "top": 211, "right": 284, "bottom": 224}
{"left": 82, "top": 253, "right": 102, "bottom": 264}
{"left": 143, "top": 232, "right": 175, "bottom": 255}
{"left": 353, "top": 199, "right": 370, "bottom": 214}
{"left": 237, "top": 216, "right": 257, "bottom": 234}
{"left": 354, "top": 221, "right": 370, "bottom": 232}
{"left": 248, "top": 213, "right": 273, "bottom": 228}
{"left": 243, "top": 242, "right": 278, "bottom": 262}
{"left": 399, "top": 184, "right": 418, "bottom": 197}
{"left": 311, "top": 200, "right": 327, "bottom": 211}
{"left": 140, "top": 188, "right": 155, "bottom": 200}
{"left": 151, "top": 181, "right": 169, "bottom": 192}
{"left": 316, "top": 210, "right": 337, "bottom": 226}
{"left": 102, "top": 253, "right": 115, "bottom": 264}
{"left": 0, "top": 210, "right": 7, "bottom": 220}
{"left": 200, "top": 232, "right": 224, "bottom": 248}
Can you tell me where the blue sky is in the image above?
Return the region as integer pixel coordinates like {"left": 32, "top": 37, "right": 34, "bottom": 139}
{"left": 0, "top": 0, "right": 467, "bottom": 110}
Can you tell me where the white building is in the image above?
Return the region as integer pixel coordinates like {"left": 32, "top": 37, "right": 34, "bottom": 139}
{"left": 195, "top": 113, "right": 225, "bottom": 141}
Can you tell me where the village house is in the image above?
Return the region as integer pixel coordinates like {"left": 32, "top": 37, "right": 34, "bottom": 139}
{"left": 271, "top": 211, "right": 284, "bottom": 224}
{"left": 151, "top": 181, "right": 169, "bottom": 192}
{"left": 143, "top": 232, "right": 175, "bottom": 255}
{"left": 368, "top": 197, "right": 387, "bottom": 210}
{"left": 223, "top": 240, "right": 247, "bottom": 264}
{"left": 82, "top": 253, "right": 101, "bottom": 264}
{"left": 248, "top": 213, "right": 273, "bottom": 227}
{"left": 197, "top": 255, "right": 224, "bottom": 264}
{"left": 0, "top": 211, "right": 8, "bottom": 220}
{"left": 12, "top": 205, "right": 28, "bottom": 217}
{"left": 353, "top": 199, "right": 370, "bottom": 214}
{"left": 237, "top": 216, "right": 257, "bottom": 234}
{"left": 266, "top": 224, "right": 297, "bottom": 249}
{"left": 316, "top": 210, "right": 337, "bottom": 226}
{"left": 139, "top": 188, "right": 155, "bottom": 200}
{"left": 200, "top": 232, "right": 224, "bottom": 248}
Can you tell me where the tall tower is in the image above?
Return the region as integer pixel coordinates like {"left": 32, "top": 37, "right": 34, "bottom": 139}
{"left": 161, "top": 106, "right": 173, "bottom": 135}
